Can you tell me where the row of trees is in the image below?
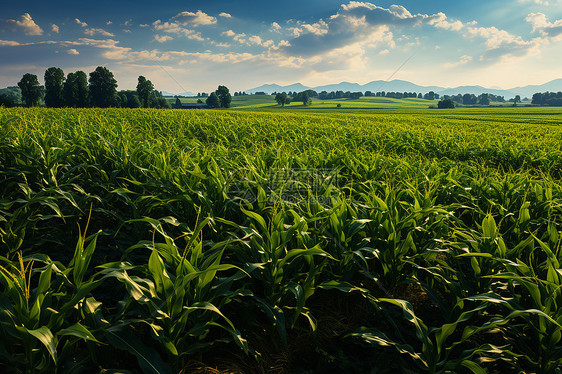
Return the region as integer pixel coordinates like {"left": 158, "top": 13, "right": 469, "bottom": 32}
{"left": 7, "top": 67, "right": 169, "bottom": 109}
{"left": 531, "top": 92, "right": 562, "bottom": 106}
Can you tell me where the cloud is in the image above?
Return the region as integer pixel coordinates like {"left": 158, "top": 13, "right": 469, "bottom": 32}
{"left": 5, "top": 13, "right": 43, "bottom": 35}
{"left": 84, "top": 28, "right": 115, "bottom": 37}
{"left": 155, "top": 34, "right": 173, "bottom": 43}
{"left": 526, "top": 13, "right": 562, "bottom": 39}
{"left": 271, "top": 22, "right": 282, "bottom": 33}
{"left": 75, "top": 18, "right": 88, "bottom": 27}
{"left": 444, "top": 54, "right": 472, "bottom": 68}
{"left": 222, "top": 30, "right": 236, "bottom": 37}
{"left": 67, "top": 48, "right": 79, "bottom": 55}
{"left": 518, "top": 0, "right": 558, "bottom": 5}
{"left": 152, "top": 20, "right": 204, "bottom": 40}
{"left": 429, "top": 13, "right": 464, "bottom": 31}
{"left": 51, "top": 24, "right": 59, "bottom": 33}
{"left": 219, "top": 12, "right": 232, "bottom": 18}
{"left": 280, "top": 2, "right": 442, "bottom": 57}
{"left": 172, "top": 10, "right": 217, "bottom": 26}
{"left": 0, "top": 40, "right": 21, "bottom": 46}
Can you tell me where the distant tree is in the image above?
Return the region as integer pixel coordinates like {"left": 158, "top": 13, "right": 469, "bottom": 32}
{"left": 63, "top": 71, "right": 89, "bottom": 107}
{"left": 175, "top": 98, "right": 182, "bottom": 108}
{"left": 206, "top": 92, "right": 220, "bottom": 108}
{"left": 462, "top": 93, "right": 477, "bottom": 105}
{"left": 275, "top": 92, "right": 288, "bottom": 107}
{"left": 136, "top": 76, "right": 155, "bottom": 108}
{"left": 0, "top": 87, "right": 21, "bottom": 107}
{"left": 89, "top": 66, "right": 118, "bottom": 107}
{"left": 423, "top": 91, "right": 435, "bottom": 100}
{"left": 44, "top": 67, "right": 65, "bottom": 107}
{"left": 18, "top": 73, "right": 42, "bottom": 107}
{"left": 512, "top": 95, "right": 521, "bottom": 106}
{"left": 478, "top": 94, "right": 490, "bottom": 106}
{"left": 438, "top": 99, "right": 455, "bottom": 109}
{"left": 417, "top": 93, "right": 423, "bottom": 99}
{"left": 300, "top": 91, "right": 311, "bottom": 106}
{"left": 215, "top": 85, "right": 232, "bottom": 108}
{"left": 128, "top": 94, "right": 141, "bottom": 108}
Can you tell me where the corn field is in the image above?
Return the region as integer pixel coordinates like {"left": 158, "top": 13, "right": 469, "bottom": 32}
{"left": 2, "top": 107, "right": 562, "bottom": 373}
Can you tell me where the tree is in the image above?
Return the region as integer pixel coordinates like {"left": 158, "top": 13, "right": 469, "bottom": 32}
{"left": 478, "top": 94, "right": 490, "bottom": 106}
{"left": 136, "top": 76, "right": 155, "bottom": 108}
{"left": 206, "top": 92, "right": 220, "bottom": 108}
{"left": 215, "top": 85, "right": 232, "bottom": 108}
{"left": 512, "top": 95, "right": 521, "bottom": 106}
{"left": 18, "top": 73, "right": 42, "bottom": 107}
{"left": 63, "top": 71, "right": 89, "bottom": 107}
{"left": 0, "top": 87, "right": 21, "bottom": 107}
{"left": 44, "top": 67, "right": 65, "bottom": 107}
{"left": 275, "top": 92, "right": 288, "bottom": 107}
{"left": 437, "top": 99, "right": 455, "bottom": 109}
{"left": 301, "top": 91, "right": 311, "bottom": 106}
{"left": 128, "top": 95, "right": 141, "bottom": 108}
{"left": 462, "top": 93, "right": 477, "bottom": 105}
{"left": 89, "top": 66, "right": 118, "bottom": 107}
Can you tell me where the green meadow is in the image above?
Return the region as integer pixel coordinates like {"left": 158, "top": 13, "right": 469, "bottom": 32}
{"left": 2, "top": 105, "right": 562, "bottom": 373}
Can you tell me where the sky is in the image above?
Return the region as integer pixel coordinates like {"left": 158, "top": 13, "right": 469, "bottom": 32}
{"left": 1, "top": 0, "right": 562, "bottom": 93}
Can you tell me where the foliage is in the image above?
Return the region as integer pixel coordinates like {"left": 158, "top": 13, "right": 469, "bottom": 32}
{"left": 437, "top": 99, "right": 455, "bottom": 109}
{"left": 88, "top": 67, "right": 118, "bottom": 108}
{"left": 136, "top": 76, "right": 155, "bottom": 108}
{"left": 63, "top": 71, "right": 89, "bottom": 108}
{"left": 206, "top": 92, "right": 220, "bottom": 108}
{"left": 44, "top": 67, "right": 65, "bottom": 108}
{"left": 2, "top": 107, "right": 562, "bottom": 372}
{"left": 215, "top": 85, "right": 232, "bottom": 108}
{"left": 17, "top": 74, "right": 42, "bottom": 107}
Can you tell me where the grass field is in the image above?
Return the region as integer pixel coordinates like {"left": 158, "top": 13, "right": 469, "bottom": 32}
{"left": 2, "top": 106, "right": 562, "bottom": 373}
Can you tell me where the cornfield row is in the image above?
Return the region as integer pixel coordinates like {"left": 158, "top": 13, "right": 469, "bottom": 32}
{"left": 1, "top": 107, "right": 562, "bottom": 373}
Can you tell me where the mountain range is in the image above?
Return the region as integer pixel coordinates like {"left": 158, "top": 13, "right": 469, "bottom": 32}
{"left": 245, "top": 79, "right": 562, "bottom": 99}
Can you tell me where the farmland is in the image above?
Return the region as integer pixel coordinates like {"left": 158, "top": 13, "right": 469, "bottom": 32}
{"left": 2, "top": 106, "right": 562, "bottom": 373}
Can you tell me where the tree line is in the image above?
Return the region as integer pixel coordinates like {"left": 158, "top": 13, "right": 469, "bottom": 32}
{"left": 1, "top": 67, "right": 170, "bottom": 109}
{"left": 531, "top": 92, "right": 562, "bottom": 106}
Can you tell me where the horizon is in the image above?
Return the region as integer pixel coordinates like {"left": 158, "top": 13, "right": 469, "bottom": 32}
{"left": 1, "top": 1, "right": 562, "bottom": 92}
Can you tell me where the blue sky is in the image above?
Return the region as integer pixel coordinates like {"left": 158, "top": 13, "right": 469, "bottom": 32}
{"left": 1, "top": 1, "right": 562, "bottom": 93}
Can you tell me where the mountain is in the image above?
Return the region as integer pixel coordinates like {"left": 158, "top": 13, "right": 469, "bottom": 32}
{"left": 246, "top": 83, "right": 310, "bottom": 94}
{"left": 509, "top": 79, "right": 562, "bottom": 99}
{"left": 437, "top": 85, "right": 517, "bottom": 98}
{"left": 160, "top": 91, "right": 196, "bottom": 97}
{"left": 245, "top": 79, "right": 562, "bottom": 99}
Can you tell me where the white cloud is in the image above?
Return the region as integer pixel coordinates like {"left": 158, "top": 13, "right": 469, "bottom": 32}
{"left": 429, "top": 13, "right": 464, "bottom": 31}
{"left": 271, "top": 22, "right": 282, "bottom": 33}
{"left": 172, "top": 10, "right": 217, "bottom": 26}
{"left": 152, "top": 20, "right": 204, "bottom": 40}
{"left": 518, "top": 0, "right": 557, "bottom": 5}
{"left": 526, "top": 13, "right": 562, "bottom": 39}
{"left": 222, "top": 30, "right": 236, "bottom": 37}
{"left": 106, "top": 21, "right": 113, "bottom": 25}
{"left": 5, "top": 13, "right": 43, "bottom": 36}
{"left": 75, "top": 18, "right": 88, "bottom": 27}
{"left": 444, "top": 54, "right": 472, "bottom": 67}
{"left": 219, "top": 12, "right": 232, "bottom": 18}
{"left": 281, "top": 2, "right": 441, "bottom": 57}
{"left": 84, "top": 28, "right": 115, "bottom": 37}
{"left": 67, "top": 48, "right": 79, "bottom": 55}
{"left": 0, "top": 40, "right": 21, "bottom": 46}
{"left": 155, "top": 34, "right": 173, "bottom": 43}
{"left": 51, "top": 24, "right": 59, "bottom": 33}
